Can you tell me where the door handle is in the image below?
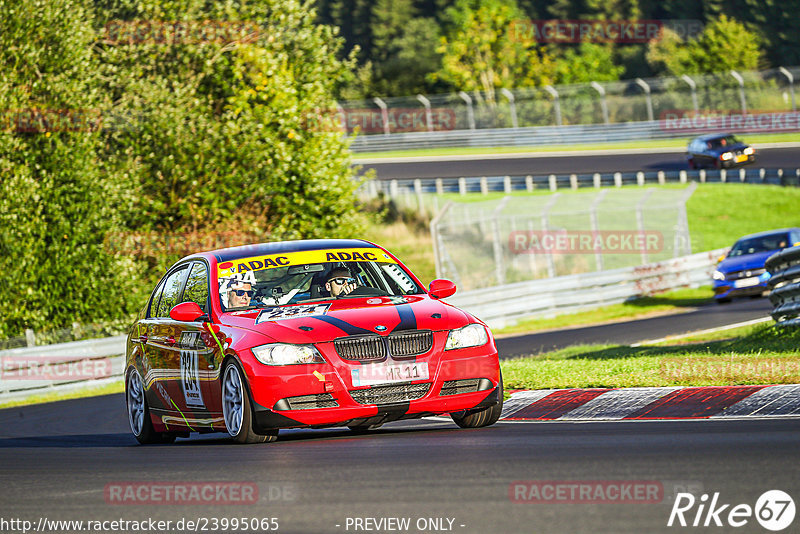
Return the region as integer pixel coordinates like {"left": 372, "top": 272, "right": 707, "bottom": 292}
{"left": 165, "top": 336, "right": 176, "bottom": 345}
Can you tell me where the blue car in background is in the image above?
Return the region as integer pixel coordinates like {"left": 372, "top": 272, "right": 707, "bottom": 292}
{"left": 713, "top": 228, "right": 800, "bottom": 303}
{"left": 687, "top": 133, "right": 755, "bottom": 169}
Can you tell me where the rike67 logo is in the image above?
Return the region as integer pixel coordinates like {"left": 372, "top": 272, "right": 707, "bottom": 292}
{"left": 668, "top": 490, "right": 795, "bottom": 531}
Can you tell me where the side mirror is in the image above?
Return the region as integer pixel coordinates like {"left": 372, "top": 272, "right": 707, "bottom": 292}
{"left": 170, "top": 302, "right": 207, "bottom": 322}
{"left": 429, "top": 279, "right": 456, "bottom": 299}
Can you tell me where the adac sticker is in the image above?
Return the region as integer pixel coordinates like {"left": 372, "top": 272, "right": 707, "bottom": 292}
{"left": 255, "top": 303, "right": 331, "bottom": 324}
{"left": 217, "top": 248, "right": 396, "bottom": 277}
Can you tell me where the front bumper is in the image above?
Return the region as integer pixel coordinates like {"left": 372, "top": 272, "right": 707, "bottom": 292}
{"left": 713, "top": 280, "right": 768, "bottom": 300}
{"left": 240, "top": 331, "right": 501, "bottom": 430}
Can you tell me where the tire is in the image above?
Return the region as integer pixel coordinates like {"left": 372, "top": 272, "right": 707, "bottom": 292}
{"left": 222, "top": 361, "right": 278, "bottom": 444}
{"left": 126, "top": 369, "right": 176, "bottom": 444}
{"left": 451, "top": 373, "right": 504, "bottom": 429}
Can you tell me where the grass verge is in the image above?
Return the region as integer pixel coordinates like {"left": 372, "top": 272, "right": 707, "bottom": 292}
{"left": 494, "top": 287, "right": 712, "bottom": 335}
{"left": 501, "top": 323, "right": 800, "bottom": 390}
{"left": 0, "top": 380, "right": 123, "bottom": 409}
{"left": 353, "top": 132, "right": 800, "bottom": 160}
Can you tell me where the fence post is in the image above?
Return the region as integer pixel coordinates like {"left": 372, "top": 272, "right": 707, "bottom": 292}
{"left": 480, "top": 176, "right": 488, "bottom": 195}
{"left": 373, "top": 97, "right": 391, "bottom": 135}
{"left": 25, "top": 328, "right": 35, "bottom": 347}
{"left": 570, "top": 174, "right": 578, "bottom": 190}
{"left": 548, "top": 174, "right": 557, "bottom": 191}
{"left": 591, "top": 81, "right": 610, "bottom": 125}
{"left": 458, "top": 177, "right": 467, "bottom": 195}
{"left": 542, "top": 193, "right": 561, "bottom": 278}
{"left": 414, "top": 179, "right": 424, "bottom": 216}
{"left": 730, "top": 71, "right": 747, "bottom": 115}
{"left": 681, "top": 74, "right": 698, "bottom": 112}
{"left": 435, "top": 178, "right": 444, "bottom": 195}
{"left": 544, "top": 85, "right": 562, "bottom": 126}
{"left": 500, "top": 88, "right": 518, "bottom": 129}
{"left": 637, "top": 171, "right": 645, "bottom": 186}
{"left": 593, "top": 173, "right": 601, "bottom": 188}
{"left": 590, "top": 190, "right": 609, "bottom": 271}
{"left": 614, "top": 172, "right": 622, "bottom": 187}
{"left": 525, "top": 175, "right": 534, "bottom": 192}
{"left": 779, "top": 67, "right": 797, "bottom": 111}
{"left": 635, "top": 78, "right": 654, "bottom": 122}
{"left": 458, "top": 91, "right": 476, "bottom": 130}
{"left": 416, "top": 94, "right": 434, "bottom": 132}
{"left": 679, "top": 170, "right": 687, "bottom": 184}
{"left": 657, "top": 170, "right": 665, "bottom": 185}
{"left": 504, "top": 175, "right": 512, "bottom": 193}
{"left": 636, "top": 189, "right": 655, "bottom": 265}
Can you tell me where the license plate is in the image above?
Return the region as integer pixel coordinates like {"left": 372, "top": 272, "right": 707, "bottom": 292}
{"left": 351, "top": 362, "right": 429, "bottom": 387}
{"left": 735, "top": 154, "right": 748, "bottom": 163}
{"left": 734, "top": 277, "right": 760, "bottom": 288}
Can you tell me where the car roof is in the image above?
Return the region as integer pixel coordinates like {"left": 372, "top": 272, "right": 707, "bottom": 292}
{"left": 202, "top": 238, "right": 378, "bottom": 262}
{"left": 692, "top": 133, "right": 736, "bottom": 142}
{"left": 736, "top": 228, "right": 800, "bottom": 241}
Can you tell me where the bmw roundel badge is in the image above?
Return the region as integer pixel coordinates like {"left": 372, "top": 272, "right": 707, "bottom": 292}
{"left": 374, "top": 325, "right": 387, "bottom": 332}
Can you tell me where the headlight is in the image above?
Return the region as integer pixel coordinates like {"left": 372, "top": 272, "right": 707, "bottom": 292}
{"left": 744, "top": 147, "right": 754, "bottom": 155}
{"left": 251, "top": 343, "right": 324, "bottom": 365}
{"left": 720, "top": 152, "right": 733, "bottom": 161}
{"left": 712, "top": 270, "right": 726, "bottom": 281}
{"left": 445, "top": 324, "right": 488, "bottom": 350}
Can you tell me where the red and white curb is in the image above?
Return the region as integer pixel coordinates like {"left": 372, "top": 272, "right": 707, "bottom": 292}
{"left": 500, "top": 384, "right": 800, "bottom": 420}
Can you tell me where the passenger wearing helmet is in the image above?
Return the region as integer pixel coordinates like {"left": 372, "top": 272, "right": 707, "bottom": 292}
{"left": 219, "top": 276, "right": 255, "bottom": 309}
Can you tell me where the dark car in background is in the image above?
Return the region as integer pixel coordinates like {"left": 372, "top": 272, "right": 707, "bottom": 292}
{"left": 687, "top": 133, "right": 755, "bottom": 169}
{"left": 713, "top": 228, "right": 800, "bottom": 303}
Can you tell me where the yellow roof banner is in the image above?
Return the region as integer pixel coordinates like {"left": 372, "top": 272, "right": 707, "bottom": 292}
{"left": 216, "top": 248, "right": 397, "bottom": 277}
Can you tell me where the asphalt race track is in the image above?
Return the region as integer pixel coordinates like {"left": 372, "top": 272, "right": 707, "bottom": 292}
{"left": 357, "top": 146, "right": 800, "bottom": 180}
{"left": 496, "top": 296, "right": 773, "bottom": 358}
{"left": 1, "top": 396, "right": 799, "bottom": 534}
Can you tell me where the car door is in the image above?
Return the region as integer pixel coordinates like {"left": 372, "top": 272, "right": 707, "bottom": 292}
{"left": 173, "top": 261, "right": 218, "bottom": 419}
{"left": 148, "top": 264, "right": 191, "bottom": 420}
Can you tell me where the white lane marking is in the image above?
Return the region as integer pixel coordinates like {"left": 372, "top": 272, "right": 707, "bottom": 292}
{"left": 630, "top": 317, "right": 772, "bottom": 347}
{"left": 559, "top": 387, "right": 681, "bottom": 420}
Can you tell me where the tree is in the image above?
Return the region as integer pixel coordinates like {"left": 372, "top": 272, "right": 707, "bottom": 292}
{"left": 95, "top": 0, "right": 368, "bottom": 242}
{"left": 0, "top": 0, "right": 141, "bottom": 336}
{"left": 434, "top": 0, "right": 555, "bottom": 102}
{"left": 647, "top": 15, "right": 761, "bottom": 75}
{"left": 553, "top": 43, "right": 625, "bottom": 84}
{"left": 370, "top": 0, "right": 443, "bottom": 96}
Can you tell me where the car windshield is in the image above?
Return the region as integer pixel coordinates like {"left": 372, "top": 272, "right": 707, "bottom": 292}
{"left": 216, "top": 247, "right": 422, "bottom": 310}
{"left": 728, "top": 233, "right": 789, "bottom": 257}
{"left": 708, "top": 135, "right": 740, "bottom": 149}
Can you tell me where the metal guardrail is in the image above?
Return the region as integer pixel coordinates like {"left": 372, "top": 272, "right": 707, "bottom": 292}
{"left": 767, "top": 245, "right": 800, "bottom": 326}
{"left": 0, "top": 335, "right": 126, "bottom": 401}
{"left": 363, "top": 167, "right": 800, "bottom": 200}
{"left": 446, "top": 249, "right": 726, "bottom": 329}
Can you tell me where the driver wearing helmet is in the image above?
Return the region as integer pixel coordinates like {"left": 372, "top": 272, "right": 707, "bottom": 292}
{"left": 219, "top": 276, "right": 255, "bottom": 309}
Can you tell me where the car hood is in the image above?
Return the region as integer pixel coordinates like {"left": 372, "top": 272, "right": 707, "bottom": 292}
{"left": 718, "top": 250, "right": 776, "bottom": 273}
{"left": 219, "top": 295, "right": 474, "bottom": 344}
